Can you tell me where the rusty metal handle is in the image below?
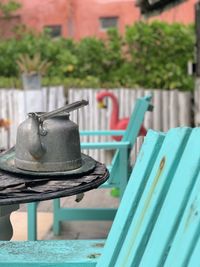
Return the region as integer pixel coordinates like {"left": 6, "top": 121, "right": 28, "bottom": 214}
{"left": 36, "top": 100, "right": 88, "bottom": 123}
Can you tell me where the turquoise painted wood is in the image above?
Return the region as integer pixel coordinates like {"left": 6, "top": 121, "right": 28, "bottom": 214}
{"left": 188, "top": 231, "right": 200, "bottom": 267}
{"left": 114, "top": 127, "right": 200, "bottom": 267}
{"left": 80, "top": 130, "right": 126, "bottom": 136}
{"left": 115, "top": 127, "right": 192, "bottom": 267}
{"left": 0, "top": 240, "right": 103, "bottom": 266}
{"left": 164, "top": 171, "right": 200, "bottom": 267}
{"left": 0, "top": 129, "right": 164, "bottom": 266}
{"left": 140, "top": 128, "right": 200, "bottom": 267}
{"left": 27, "top": 202, "right": 38, "bottom": 241}
{"left": 97, "top": 129, "right": 165, "bottom": 267}
{"left": 0, "top": 128, "right": 200, "bottom": 266}
{"left": 27, "top": 95, "right": 153, "bottom": 240}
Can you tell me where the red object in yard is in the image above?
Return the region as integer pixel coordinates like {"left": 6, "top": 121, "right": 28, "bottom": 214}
{"left": 96, "top": 90, "right": 147, "bottom": 141}
{"left": 0, "top": 119, "right": 10, "bottom": 130}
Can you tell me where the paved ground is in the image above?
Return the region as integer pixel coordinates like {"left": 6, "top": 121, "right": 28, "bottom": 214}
{"left": 19, "top": 188, "right": 119, "bottom": 240}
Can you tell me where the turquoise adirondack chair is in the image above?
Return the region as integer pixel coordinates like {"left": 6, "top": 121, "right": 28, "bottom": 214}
{"left": 0, "top": 127, "right": 200, "bottom": 266}
{"left": 27, "top": 95, "right": 153, "bottom": 240}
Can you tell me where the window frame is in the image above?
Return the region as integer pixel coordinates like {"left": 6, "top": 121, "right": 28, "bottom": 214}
{"left": 99, "top": 16, "right": 119, "bottom": 31}
{"left": 44, "top": 25, "right": 62, "bottom": 38}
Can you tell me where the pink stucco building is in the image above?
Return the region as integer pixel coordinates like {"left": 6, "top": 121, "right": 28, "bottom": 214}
{"left": 16, "top": 0, "right": 141, "bottom": 39}
{"left": 1, "top": 0, "right": 197, "bottom": 39}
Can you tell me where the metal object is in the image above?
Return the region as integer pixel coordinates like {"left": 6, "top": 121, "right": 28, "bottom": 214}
{"left": 0, "top": 160, "right": 108, "bottom": 205}
{"left": 15, "top": 100, "right": 89, "bottom": 172}
{"left": 0, "top": 147, "right": 96, "bottom": 177}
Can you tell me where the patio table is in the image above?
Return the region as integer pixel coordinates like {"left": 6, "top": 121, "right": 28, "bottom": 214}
{"left": 0, "top": 159, "right": 109, "bottom": 240}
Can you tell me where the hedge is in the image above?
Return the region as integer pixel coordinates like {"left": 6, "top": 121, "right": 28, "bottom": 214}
{"left": 0, "top": 21, "right": 195, "bottom": 91}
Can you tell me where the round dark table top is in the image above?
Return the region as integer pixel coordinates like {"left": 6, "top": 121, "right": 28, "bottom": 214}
{"left": 0, "top": 160, "right": 109, "bottom": 205}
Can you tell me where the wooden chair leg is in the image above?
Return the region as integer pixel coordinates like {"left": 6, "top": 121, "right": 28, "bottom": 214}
{"left": 119, "top": 147, "right": 129, "bottom": 199}
{"left": 53, "top": 198, "right": 61, "bottom": 236}
{"left": 27, "top": 202, "right": 38, "bottom": 241}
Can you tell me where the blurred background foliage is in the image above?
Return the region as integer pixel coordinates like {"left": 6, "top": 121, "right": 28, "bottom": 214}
{"left": 0, "top": 21, "right": 195, "bottom": 91}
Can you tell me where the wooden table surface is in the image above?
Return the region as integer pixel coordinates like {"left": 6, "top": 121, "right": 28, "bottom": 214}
{"left": 0, "top": 161, "right": 109, "bottom": 205}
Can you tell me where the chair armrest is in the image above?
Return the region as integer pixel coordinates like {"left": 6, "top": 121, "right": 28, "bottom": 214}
{"left": 80, "top": 130, "right": 126, "bottom": 136}
{"left": 81, "top": 141, "right": 130, "bottom": 150}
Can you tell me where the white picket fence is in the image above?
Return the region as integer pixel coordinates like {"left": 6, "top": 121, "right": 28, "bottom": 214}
{"left": 69, "top": 88, "right": 193, "bottom": 163}
{"left": 0, "top": 86, "right": 66, "bottom": 149}
{"left": 0, "top": 87, "right": 195, "bottom": 165}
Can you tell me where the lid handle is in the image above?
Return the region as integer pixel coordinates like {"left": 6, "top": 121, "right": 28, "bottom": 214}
{"left": 29, "top": 100, "right": 89, "bottom": 123}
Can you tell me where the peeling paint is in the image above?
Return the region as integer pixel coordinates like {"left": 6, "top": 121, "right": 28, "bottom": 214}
{"left": 122, "top": 156, "right": 166, "bottom": 266}
{"left": 184, "top": 198, "right": 199, "bottom": 231}
{"left": 87, "top": 253, "right": 101, "bottom": 259}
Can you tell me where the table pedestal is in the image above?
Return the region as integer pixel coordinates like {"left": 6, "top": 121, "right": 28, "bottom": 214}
{"left": 0, "top": 204, "right": 19, "bottom": 240}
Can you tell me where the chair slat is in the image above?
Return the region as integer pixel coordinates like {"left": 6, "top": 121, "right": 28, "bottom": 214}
{"left": 97, "top": 129, "right": 165, "bottom": 267}
{"left": 164, "top": 172, "right": 200, "bottom": 267}
{"left": 187, "top": 229, "right": 200, "bottom": 267}
{"left": 0, "top": 240, "right": 103, "bottom": 266}
{"left": 110, "top": 95, "right": 152, "bottom": 184}
{"left": 115, "top": 127, "right": 192, "bottom": 267}
{"left": 139, "top": 128, "right": 200, "bottom": 267}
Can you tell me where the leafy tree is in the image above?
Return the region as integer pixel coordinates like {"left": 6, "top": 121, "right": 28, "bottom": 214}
{"left": 0, "top": 0, "right": 21, "bottom": 17}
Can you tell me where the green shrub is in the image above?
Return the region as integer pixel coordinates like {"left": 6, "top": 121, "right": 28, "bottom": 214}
{"left": 124, "top": 21, "right": 195, "bottom": 90}
{"left": 0, "top": 21, "right": 195, "bottom": 91}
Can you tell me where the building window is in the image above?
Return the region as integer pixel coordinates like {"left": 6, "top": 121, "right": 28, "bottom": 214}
{"left": 44, "top": 25, "right": 62, "bottom": 38}
{"left": 99, "top": 17, "right": 118, "bottom": 30}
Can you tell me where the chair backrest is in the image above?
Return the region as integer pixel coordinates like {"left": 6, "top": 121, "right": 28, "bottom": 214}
{"left": 109, "top": 95, "right": 153, "bottom": 183}
{"left": 97, "top": 127, "right": 200, "bottom": 267}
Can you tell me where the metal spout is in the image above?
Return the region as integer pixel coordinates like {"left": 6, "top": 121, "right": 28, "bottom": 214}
{"left": 28, "top": 113, "right": 46, "bottom": 159}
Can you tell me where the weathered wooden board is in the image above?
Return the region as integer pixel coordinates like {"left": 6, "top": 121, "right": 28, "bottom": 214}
{"left": 69, "top": 88, "right": 193, "bottom": 164}
{"left": 0, "top": 87, "right": 194, "bottom": 164}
